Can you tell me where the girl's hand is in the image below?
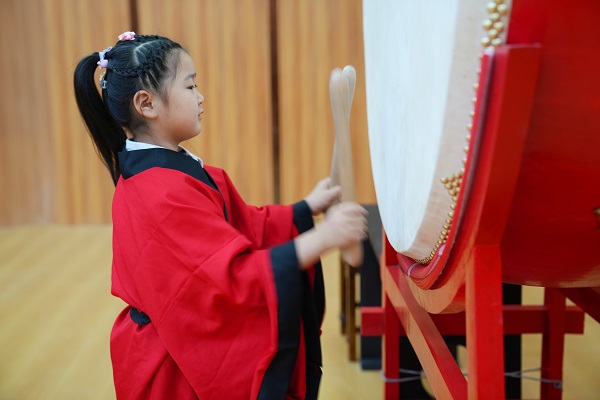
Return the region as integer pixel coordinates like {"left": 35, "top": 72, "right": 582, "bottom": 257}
{"left": 294, "top": 201, "right": 368, "bottom": 269}
{"left": 304, "top": 177, "right": 342, "bottom": 215}
{"left": 318, "top": 202, "right": 368, "bottom": 249}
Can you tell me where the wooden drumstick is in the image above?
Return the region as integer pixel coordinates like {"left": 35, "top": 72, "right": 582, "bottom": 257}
{"left": 329, "top": 65, "right": 363, "bottom": 267}
{"left": 342, "top": 65, "right": 356, "bottom": 111}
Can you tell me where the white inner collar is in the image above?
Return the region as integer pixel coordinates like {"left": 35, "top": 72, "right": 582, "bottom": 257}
{"left": 125, "top": 139, "right": 203, "bottom": 167}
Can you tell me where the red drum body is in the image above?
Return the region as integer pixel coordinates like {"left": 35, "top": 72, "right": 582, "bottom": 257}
{"left": 364, "top": 0, "right": 600, "bottom": 312}
{"left": 497, "top": 2, "right": 600, "bottom": 288}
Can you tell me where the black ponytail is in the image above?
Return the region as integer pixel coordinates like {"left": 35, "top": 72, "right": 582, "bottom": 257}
{"left": 73, "top": 34, "right": 185, "bottom": 185}
{"left": 74, "top": 53, "right": 127, "bottom": 185}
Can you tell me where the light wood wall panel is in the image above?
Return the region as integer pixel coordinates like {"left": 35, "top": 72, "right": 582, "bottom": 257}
{"left": 1, "top": 0, "right": 373, "bottom": 225}
{"left": 0, "top": 0, "right": 130, "bottom": 225}
{"left": 276, "top": 0, "right": 375, "bottom": 205}
{"left": 137, "top": 0, "right": 275, "bottom": 206}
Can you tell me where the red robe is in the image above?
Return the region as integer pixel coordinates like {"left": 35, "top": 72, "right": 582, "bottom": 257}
{"left": 110, "top": 148, "right": 324, "bottom": 399}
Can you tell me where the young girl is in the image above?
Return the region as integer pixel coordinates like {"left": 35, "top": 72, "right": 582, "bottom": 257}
{"left": 73, "top": 32, "right": 367, "bottom": 399}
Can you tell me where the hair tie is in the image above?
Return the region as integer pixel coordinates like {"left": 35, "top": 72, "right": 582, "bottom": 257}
{"left": 118, "top": 31, "right": 136, "bottom": 41}
{"left": 97, "top": 46, "right": 112, "bottom": 89}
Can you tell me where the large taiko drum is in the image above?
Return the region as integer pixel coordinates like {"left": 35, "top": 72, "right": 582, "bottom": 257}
{"left": 363, "top": 0, "right": 600, "bottom": 311}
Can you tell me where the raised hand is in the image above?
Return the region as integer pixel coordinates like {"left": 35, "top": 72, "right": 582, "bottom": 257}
{"left": 304, "top": 177, "right": 342, "bottom": 215}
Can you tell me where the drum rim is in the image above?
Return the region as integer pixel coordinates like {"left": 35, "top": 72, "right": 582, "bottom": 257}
{"left": 364, "top": 0, "right": 512, "bottom": 265}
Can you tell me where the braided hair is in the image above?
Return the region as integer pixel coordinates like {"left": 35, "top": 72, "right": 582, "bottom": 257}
{"left": 73, "top": 34, "right": 185, "bottom": 184}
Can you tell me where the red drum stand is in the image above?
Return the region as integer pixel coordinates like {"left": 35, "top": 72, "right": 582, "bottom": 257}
{"left": 362, "top": 240, "right": 588, "bottom": 399}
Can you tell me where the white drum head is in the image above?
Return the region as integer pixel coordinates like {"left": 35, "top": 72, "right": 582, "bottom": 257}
{"left": 363, "top": 0, "right": 510, "bottom": 261}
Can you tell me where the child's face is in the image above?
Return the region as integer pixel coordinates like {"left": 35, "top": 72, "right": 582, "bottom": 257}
{"left": 158, "top": 52, "right": 204, "bottom": 144}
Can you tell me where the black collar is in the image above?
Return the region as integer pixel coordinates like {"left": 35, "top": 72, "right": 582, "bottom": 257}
{"left": 118, "top": 148, "right": 217, "bottom": 191}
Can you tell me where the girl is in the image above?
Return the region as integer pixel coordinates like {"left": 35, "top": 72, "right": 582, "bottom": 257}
{"left": 73, "top": 32, "right": 367, "bottom": 399}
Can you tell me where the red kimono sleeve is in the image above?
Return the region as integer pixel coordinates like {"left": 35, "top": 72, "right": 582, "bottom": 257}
{"left": 206, "top": 166, "right": 313, "bottom": 249}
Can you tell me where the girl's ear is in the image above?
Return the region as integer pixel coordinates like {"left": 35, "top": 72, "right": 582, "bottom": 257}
{"left": 133, "top": 90, "right": 160, "bottom": 119}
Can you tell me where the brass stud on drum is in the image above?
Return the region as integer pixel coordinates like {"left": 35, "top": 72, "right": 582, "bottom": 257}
{"left": 488, "top": 29, "right": 499, "bottom": 40}
{"left": 429, "top": 0, "right": 510, "bottom": 266}
{"left": 490, "top": 13, "right": 501, "bottom": 23}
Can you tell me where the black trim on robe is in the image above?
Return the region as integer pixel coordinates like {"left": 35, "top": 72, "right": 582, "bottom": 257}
{"left": 292, "top": 200, "right": 313, "bottom": 233}
{"left": 118, "top": 148, "right": 228, "bottom": 221}
{"left": 129, "top": 306, "right": 151, "bottom": 325}
{"left": 259, "top": 203, "right": 325, "bottom": 399}
{"left": 259, "top": 242, "right": 303, "bottom": 399}
{"left": 293, "top": 203, "right": 325, "bottom": 399}
{"left": 291, "top": 199, "right": 325, "bottom": 325}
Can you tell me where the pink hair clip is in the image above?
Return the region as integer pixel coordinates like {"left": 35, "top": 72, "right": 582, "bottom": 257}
{"left": 118, "top": 31, "right": 136, "bottom": 41}
{"left": 97, "top": 46, "right": 112, "bottom": 69}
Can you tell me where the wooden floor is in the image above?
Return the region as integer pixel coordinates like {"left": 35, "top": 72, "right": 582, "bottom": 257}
{"left": 0, "top": 225, "right": 598, "bottom": 399}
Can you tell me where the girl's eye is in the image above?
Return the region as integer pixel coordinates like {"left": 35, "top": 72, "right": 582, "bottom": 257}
{"left": 188, "top": 84, "right": 198, "bottom": 90}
